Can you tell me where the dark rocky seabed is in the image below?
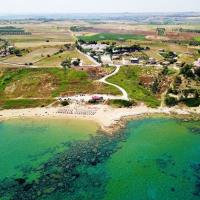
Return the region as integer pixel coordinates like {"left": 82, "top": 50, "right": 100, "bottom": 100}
{"left": 0, "top": 117, "right": 200, "bottom": 200}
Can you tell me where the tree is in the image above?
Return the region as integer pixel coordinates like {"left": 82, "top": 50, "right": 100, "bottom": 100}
{"left": 165, "top": 96, "right": 178, "bottom": 107}
{"left": 162, "top": 66, "right": 169, "bottom": 75}
{"left": 61, "top": 100, "right": 69, "bottom": 106}
{"left": 156, "top": 28, "right": 166, "bottom": 36}
{"left": 72, "top": 59, "right": 80, "bottom": 66}
{"left": 180, "top": 65, "right": 195, "bottom": 79}
{"left": 195, "top": 67, "right": 200, "bottom": 78}
{"left": 151, "top": 78, "right": 159, "bottom": 94}
{"left": 9, "top": 47, "right": 22, "bottom": 57}
{"left": 174, "top": 76, "right": 182, "bottom": 87}
{"left": 61, "top": 58, "right": 71, "bottom": 71}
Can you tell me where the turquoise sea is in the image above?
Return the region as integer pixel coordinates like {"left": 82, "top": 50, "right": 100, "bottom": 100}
{"left": 0, "top": 117, "right": 200, "bottom": 200}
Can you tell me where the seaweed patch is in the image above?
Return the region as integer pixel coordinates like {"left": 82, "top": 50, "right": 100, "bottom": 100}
{"left": 0, "top": 131, "right": 129, "bottom": 200}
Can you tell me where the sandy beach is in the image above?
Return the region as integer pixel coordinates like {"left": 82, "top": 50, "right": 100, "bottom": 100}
{"left": 0, "top": 104, "right": 200, "bottom": 133}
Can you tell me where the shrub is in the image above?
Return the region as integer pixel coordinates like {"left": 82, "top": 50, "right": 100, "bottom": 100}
{"left": 61, "top": 58, "right": 71, "bottom": 68}
{"left": 61, "top": 100, "right": 69, "bottom": 106}
{"left": 180, "top": 65, "right": 195, "bottom": 79}
{"left": 174, "top": 76, "right": 182, "bottom": 86}
{"left": 108, "top": 99, "right": 136, "bottom": 108}
{"left": 88, "top": 99, "right": 98, "bottom": 104}
{"left": 72, "top": 59, "right": 80, "bottom": 66}
{"left": 165, "top": 96, "right": 178, "bottom": 107}
{"left": 181, "top": 98, "right": 200, "bottom": 107}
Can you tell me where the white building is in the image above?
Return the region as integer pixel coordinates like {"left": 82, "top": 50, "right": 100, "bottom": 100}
{"left": 101, "top": 55, "right": 112, "bottom": 65}
{"left": 81, "top": 43, "right": 109, "bottom": 52}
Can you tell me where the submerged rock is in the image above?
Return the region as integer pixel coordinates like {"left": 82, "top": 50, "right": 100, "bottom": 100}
{"left": 15, "top": 178, "right": 26, "bottom": 185}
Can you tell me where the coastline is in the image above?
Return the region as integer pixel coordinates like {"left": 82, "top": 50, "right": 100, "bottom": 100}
{"left": 0, "top": 105, "right": 200, "bottom": 134}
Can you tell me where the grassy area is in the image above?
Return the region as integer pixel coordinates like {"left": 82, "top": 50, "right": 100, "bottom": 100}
{"left": 2, "top": 46, "right": 60, "bottom": 65}
{"left": 36, "top": 49, "right": 94, "bottom": 67}
{"left": 78, "top": 33, "right": 145, "bottom": 42}
{"left": 107, "top": 99, "right": 135, "bottom": 108}
{"left": 108, "top": 66, "right": 161, "bottom": 108}
{"left": 194, "top": 37, "right": 200, "bottom": 42}
{"left": 0, "top": 99, "right": 54, "bottom": 109}
{"left": 179, "top": 53, "right": 197, "bottom": 64}
{"left": 0, "top": 67, "right": 119, "bottom": 101}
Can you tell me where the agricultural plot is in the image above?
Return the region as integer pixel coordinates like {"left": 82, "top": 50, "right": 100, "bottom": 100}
{"left": 36, "top": 49, "right": 95, "bottom": 67}
{"left": 2, "top": 47, "right": 60, "bottom": 65}
{"left": 1, "top": 34, "right": 73, "bottom": 48}
{"left": 0, "top": 26, "right": 31, "bottom": 35}
{"left": 78, "top": 33, "right": 145, "bottom": 42}
{"left": 0, "top": 22, "right": 76, "bottom": 69}
{"left": 1, "top": 23, "right": 74, "bottom": 48}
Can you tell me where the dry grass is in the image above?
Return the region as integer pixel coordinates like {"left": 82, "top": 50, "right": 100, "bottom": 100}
{"left": 36, "top": 49, "right": 95, "bottom": 67}
{"left": 1, "top": 22, "right": 74, "bottom": 49}
{"left": 3, "top": 47, "right": 60, "bottom": 64}
{"left": 14, "top": 42, "right": 70, "bottom": 48}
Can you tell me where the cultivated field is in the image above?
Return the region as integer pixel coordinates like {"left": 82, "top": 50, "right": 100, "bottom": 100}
{"left": 0, "top": 21, "right": 101, "bottom": 67}
{"left": 36, "top": 49, "right": 95, "bottom": 67}
{"left": 2, "top": 46, "right": 60, "bottom": 64}
{"left": 78, "top": 33, "right": 146, "bottom": 42}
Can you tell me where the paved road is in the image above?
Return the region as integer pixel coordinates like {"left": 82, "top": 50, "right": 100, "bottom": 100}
{"left": 99, "top": 65, "right": 129, "bottom": 100}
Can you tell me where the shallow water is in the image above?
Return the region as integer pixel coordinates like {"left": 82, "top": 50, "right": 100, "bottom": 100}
{"left": 0, "top": 118, "right": 98, "bottom": 181}
{"left": 0, "top": 117, "right": 200, "bottom": 200}
{"left": 104, "top": 118, "right": 200, "bottom": 200}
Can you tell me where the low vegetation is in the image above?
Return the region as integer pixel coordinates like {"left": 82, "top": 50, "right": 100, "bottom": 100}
{"left": 0, "top": 99, "right": 54, "bottom": 109}
{"left": 0, "top": 68, "right": 119, "bottom": 109}
{"left": 108, "top": 66, "right": 161, "bottom": 108}
{"left": 36, "top": 49, "right": 94, "bottom": 67}
{"left": 194, "top": 37, "right": 200, "bottom": 42}
{"left": 107, "top": 99, "right": 136, "bottom": 108}
{"left": 165, "top": 64, "right": 200, "bottom": 107}
{"left": 0, "top": 26, "right": 31, "bottom": 35}
{"left": 60, "top": 100, "right": 69, "bottom": 106}
{"left": 70, "top": 26, "right": 90, "bottom": 32}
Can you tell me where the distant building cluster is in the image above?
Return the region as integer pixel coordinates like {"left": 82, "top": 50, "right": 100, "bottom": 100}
{"left": 0, "top": 45, "right": 14, "bottom": 57}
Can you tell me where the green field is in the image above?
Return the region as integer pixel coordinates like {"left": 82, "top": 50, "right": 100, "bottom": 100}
{"left": 78, "top": 33, "right": 145, "bottom": 42}
{"left": 0, "top": 99, "right": 54, "bottom": 109}
{"left": 194, "top": 36, "right": 200, "bottom": 42}
{"left": 108, "top": 66, "right": 161, "bottom": 108}
{"left": 0, "top": 68, "right": 119, "bottom": 108}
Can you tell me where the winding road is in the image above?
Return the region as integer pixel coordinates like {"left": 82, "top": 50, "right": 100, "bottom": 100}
{"left": 99, "top": 65, "right": 129, "bottom": 100}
